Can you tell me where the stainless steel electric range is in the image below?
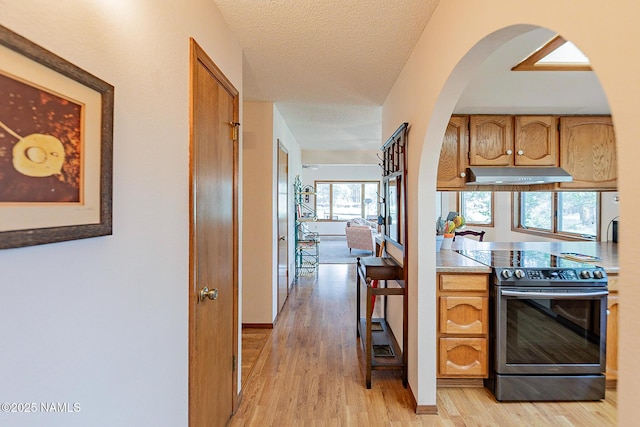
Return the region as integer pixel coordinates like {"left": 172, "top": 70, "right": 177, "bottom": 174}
{"left": 455, "top": 249, "right": 608, "bottom": 401}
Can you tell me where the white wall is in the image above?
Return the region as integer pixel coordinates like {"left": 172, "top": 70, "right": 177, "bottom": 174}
{"left": 273, "top": 105, "right": 302, "bottom": 289}
{"left": 301, "top": 164, "right": 381, "bottom": 236}
{"left": 242, "top": 102, "right": 274, "bottom": 324}
{"left": 302, "top": 150, "right": 379, "bottom": 165}
{"left": 439, "top": 191, "right": 619, "bottom": 242}
{"left": 0, "top": 1, "right": 242, "bottom": 426}
{"left": 383, "top": 1, "right": 640, "bottom": 422}
{"left": 242, "top": 103, "right": 302, "bottom": 324}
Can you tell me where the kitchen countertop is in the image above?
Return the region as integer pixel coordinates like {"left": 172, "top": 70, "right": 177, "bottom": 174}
{"left": 437, "top": 238, "right": 619, "bottom": 274}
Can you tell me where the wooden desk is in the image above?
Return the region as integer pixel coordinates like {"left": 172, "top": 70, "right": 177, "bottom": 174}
{"left": 356, "top": 256, "right": 406, "bottom": 389}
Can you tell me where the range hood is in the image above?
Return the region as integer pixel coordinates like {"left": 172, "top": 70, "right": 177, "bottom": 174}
{"left": 468, "top": 167, "right": 573, "bottom": 185}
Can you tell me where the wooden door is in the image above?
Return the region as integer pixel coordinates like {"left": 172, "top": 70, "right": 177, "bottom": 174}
{"left": 437, "top": 116, "right": 468, "bottom": 189}
{"left": 469, "top": 115, "right": 513, "bottom": 166}
{"left": 189, "top": 39, "right": 239, "bottom": 427}
{"left": 514, "top": 116, "right": 558, "bottom": 166}
{"left": 559, "top": 116, "right": 617, "bottom": 189}
{"left": 277, "top": 142, "right": 289, "bottom": 314}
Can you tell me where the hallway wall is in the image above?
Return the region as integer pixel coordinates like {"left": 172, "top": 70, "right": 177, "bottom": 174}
{"left": 242, "top": 102, "right": 302, "bottom": 325}
{"left": 0, "top": 1, "right": 242, "bottom": 426}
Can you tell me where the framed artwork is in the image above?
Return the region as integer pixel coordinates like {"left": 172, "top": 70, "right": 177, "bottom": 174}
{"left": 0, "top": 25, "right": 114, "bottom": 249}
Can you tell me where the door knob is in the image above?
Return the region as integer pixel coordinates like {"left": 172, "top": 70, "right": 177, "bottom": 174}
{"left": 199, "top": 287, "right": 219, "bottom": 302}
{"left": 279, "top": 235, "right": 286, "bottom": 241}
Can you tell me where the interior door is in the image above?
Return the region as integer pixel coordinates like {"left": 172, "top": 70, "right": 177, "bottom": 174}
{"left": 189, "top": 39, "right": 239, "bottom": 427}
{"left": 277, "top": 142, "right": 289, "bottom": 313}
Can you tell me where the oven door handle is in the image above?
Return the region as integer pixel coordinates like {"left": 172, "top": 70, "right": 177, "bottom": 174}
{"left": 500, "top": 289, "right": 609, "bottom": 298}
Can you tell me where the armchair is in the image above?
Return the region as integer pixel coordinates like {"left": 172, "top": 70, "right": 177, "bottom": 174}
{"left": 345, "top": 219, "right": 376, "bottom": 254}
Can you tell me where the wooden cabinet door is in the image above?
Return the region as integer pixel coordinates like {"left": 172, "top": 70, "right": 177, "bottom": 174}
{"left": 439, "top": 338, "right": 488, "bottom": 377}
{"left": 439, "top": 296, "right": 488, "bottom": 335}
{"left": 514, "top": 116, "right": 558, "bottom": 166}
{"left": 469, "top": 115, "right": 514, "bottom": 166}
{"left": 437, "top": 116, "right": 468, "bottom": 189}
{"left": 559, "top": 116, "right": 617, "bottom": 189}
{"left": 606, "top": 290, "right": 619, "bottom": 383}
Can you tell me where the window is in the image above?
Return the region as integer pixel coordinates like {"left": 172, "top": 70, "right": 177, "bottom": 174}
{"left": 315, "top": 181, "right": 380, "bottom": 221}
{"left": 512, "top": 35, "right": 592, "bottom": 71}
{"left": 459, "top": 191, "right": 493, "bottom": 225}
{"left": 515, "top": 192, "right": 599, "bottom": 240}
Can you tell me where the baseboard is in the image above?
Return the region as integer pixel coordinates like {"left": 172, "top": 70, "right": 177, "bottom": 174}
{"left": 242, "top": 323, "right": 274, "bottom": 329}
{"left": 408, "top": 382, "right": 439, "bottom": 415}
{"left": 437, "top": 378, "right": 484, "bottom": 387}
{"left": 415, "top": 404, "right": 438, "bottom": 415}
{"left": 233, "top": 388, "right": 243, "bottom": 414}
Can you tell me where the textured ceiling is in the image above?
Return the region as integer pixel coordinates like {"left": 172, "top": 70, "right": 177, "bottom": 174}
{"left": 213, "top": 2, "right": 608, "bottom": 152}
{"left": 213, "top": 0, "right": 439, "bottom": 150}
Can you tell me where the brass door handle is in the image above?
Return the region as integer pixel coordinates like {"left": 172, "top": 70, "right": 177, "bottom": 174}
{"left": 199, "top": 287, "right": 219, "bottom": 302}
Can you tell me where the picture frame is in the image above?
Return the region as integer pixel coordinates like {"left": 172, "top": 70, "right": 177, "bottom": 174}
{"left": 0, "top": 24, "right": 114, "bottom": 249}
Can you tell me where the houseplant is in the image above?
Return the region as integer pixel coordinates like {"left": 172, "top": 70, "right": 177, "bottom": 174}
{"left": 439, "top": 215, "right": 466, "bottom": 250}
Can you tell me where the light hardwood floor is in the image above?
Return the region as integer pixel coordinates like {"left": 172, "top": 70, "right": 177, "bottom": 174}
{"left": 241, "top": 327, "right": 271, "bottom": 386}
{"left": 232, "top": 264, "right": 617, "bottom": 426}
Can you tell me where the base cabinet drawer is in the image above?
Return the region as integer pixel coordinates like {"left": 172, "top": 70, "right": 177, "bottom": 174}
{"left": 439, "top": 296, "right": 488, "bottom": 335}
{"left": 438, "top": 337, "right": 488, "bottom": 377}
{"left": 440, "top": 274, "right": 488, "bottom": 292}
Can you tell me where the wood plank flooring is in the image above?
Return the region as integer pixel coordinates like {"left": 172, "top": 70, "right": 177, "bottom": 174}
{"left": 232, "top": 264, "right": 617, "bottom": 426}
{"left": 241, "top": 327, "right": 271, "bottom": 386}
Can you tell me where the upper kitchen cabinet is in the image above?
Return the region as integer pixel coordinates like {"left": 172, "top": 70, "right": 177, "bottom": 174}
{"left": 470, "top": 115, "right": 559, "bottom": 167}
{"left": 559, "top": 116, "right": 617, "bottom": 189}
{"left": 469, "top": 115, "right": 513, "bottom": 166}
{"left": 437, "top": 116, "right": 468, "bottom": 190}
{"left": 514, "top": 116, "right": 558, "bottom": 166}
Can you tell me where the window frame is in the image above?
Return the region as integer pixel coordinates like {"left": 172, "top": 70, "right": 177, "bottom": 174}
{"left": 512, "top": 191, "right": 601, "bottom": 241}
{"left": 511, "top": 35, "right": 592, "bottom": 72}
{"left": 314, "top": 180, "right": 381, "bottom": 222}
{"left": 457, "top": 191, "right": 494, "bottom": 227}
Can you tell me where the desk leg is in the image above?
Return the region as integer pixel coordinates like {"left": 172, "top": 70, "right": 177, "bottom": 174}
{"left": 366, "top": 284, "right": 372, "bottom": 389}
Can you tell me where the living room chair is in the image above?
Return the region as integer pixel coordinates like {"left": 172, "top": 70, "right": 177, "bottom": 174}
{"left": 454, "top": 229, "right": 486, "bottom": 241}
{"left": 345, "top": 219, "right": 376, "bottom": 254}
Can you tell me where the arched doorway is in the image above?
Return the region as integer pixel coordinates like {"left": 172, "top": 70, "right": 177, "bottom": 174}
{"left": 414, "top": 24, "right": 617, "bottom": 410}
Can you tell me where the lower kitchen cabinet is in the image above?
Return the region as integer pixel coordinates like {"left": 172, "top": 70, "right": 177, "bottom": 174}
{"left": 437, "top": 273, "right": 489, "bottom": 380}
{"left": 438, "top": 337, "right": 488, "bottom": 377}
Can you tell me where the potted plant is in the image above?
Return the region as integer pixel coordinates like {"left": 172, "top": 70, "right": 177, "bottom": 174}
{"left": 440, "top": 215, "right": 465, "bottom": 250}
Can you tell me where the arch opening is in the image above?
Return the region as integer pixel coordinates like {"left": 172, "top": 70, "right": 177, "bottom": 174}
{"left": 415, "top": 23, "right": 615, "bottom": 405}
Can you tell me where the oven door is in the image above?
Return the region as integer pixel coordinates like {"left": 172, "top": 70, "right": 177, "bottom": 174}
{"left": 495, "top": 287, "right": 607, "bottom": 375}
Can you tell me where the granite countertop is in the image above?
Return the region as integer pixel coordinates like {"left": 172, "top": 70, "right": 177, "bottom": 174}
{"left": 437, "top": 238, "right": 619, "bottom": 274}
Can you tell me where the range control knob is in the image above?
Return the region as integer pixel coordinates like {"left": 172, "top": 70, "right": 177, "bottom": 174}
{"left": 514, "top": 269, "right": 525, "bottom": 279}
{"left": 501, "top": 269, "right": 513, "bottom": 279}
{"left": 580, "top": 270, "right": 593, "bottom": 279}
{"left": 593, "top": 270, "right": 604, "bottom": 279}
